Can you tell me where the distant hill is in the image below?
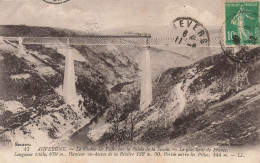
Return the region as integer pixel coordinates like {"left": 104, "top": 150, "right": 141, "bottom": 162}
{"left": 0, "top": 25, "right": 89, "bottom": 37}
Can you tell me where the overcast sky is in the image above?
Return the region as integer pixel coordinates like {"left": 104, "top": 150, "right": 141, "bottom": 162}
{"left": 0, "top": 0, "right": 223, "bottom": 33}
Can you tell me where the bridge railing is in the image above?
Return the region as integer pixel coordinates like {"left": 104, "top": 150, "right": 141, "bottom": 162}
{"left": 3, "top": 36, "right": 222, "bottom": 47}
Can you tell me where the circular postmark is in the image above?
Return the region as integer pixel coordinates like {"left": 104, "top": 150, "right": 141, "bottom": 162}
{"left": 43, "top": 0, "right": 70, "bottom": 4}
{"left": 172, "top": 17, "right": 210, "bottom": 47}
{"left": 220, "top": 3, "right": 260, "bottom": 63}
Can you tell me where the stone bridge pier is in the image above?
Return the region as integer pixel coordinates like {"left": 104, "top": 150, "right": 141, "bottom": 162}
{"left": 140, "top": 46, "right": 152, "bottom": 110}
{"left": 63, "top": 46, "right": 77, "bottom": 105}
{"left": 16, "top": 37, "right": 78, "bottom": 105}
{"left": 18, "top": 37, "right": 26, "bottom": 57}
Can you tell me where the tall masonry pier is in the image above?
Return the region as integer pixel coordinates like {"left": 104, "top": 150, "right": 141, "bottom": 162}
{"left": 140, "top": 44, "right": 152, "bottom": 110}
{"left": 63, "top": 46, "right": 77, "bottom": 104}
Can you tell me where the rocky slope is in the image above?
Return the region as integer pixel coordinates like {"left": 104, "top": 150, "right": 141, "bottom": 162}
{"left": 93, "top": 48, "right": 260, "bottom": 148}
{"left": 125, "top": 49, "right": 260, "bottom": 147}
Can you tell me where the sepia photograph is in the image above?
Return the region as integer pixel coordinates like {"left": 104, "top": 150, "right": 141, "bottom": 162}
{"left": 0, "top": 0, "right": 259, "bottom": 162}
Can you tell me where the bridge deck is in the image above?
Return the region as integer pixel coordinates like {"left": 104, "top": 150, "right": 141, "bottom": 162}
{"left": 3, "top": 36, "right": 222, "bottom": 47}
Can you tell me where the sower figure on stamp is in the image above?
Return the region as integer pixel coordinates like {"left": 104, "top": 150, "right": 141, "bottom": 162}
{"left": 231, "top": 6, "right": 255, "bottom": 41}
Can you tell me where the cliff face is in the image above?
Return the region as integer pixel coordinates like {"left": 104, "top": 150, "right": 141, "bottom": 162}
{"left": 0, "top": 26, "right": 143, "bottom": 146}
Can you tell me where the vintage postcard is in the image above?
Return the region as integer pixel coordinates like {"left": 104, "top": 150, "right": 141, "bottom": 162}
{"left": 0, "top": 0, "right": 259, "bottom": 162}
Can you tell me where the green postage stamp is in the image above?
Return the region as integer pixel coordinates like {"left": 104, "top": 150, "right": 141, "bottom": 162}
{"left": 225, "top": 1, "right": 259, "bottom": 46}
